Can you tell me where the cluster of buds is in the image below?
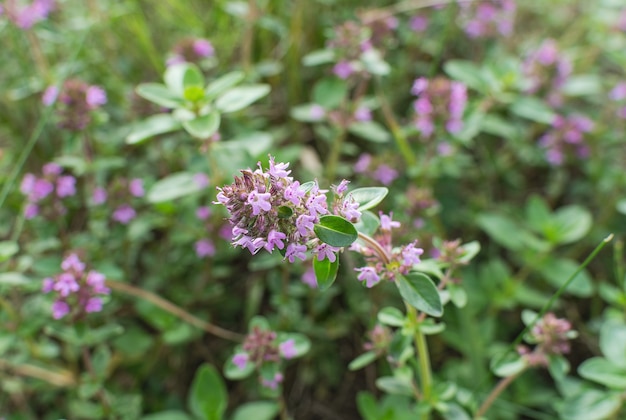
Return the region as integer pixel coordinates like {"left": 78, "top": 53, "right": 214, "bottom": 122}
{"left": 354, "top": 153, "right": 399, "bottom": 186}
{"left": 21, "top": 163, "right": 76, "bottom": 219}
{"left": 42, "top": 79, "right": 107, "bottom": 130}
{"left": 91, "top": 177, "right": 146, "bottom": 225}
{"left": 522, "top": 39, "right": 572, "bottom": 107}
{"left": 457, "top": 0, "right": 516, "bottom": 39}
{"left": 352, "top": 213, "right": 424, "bottom": 288}
{"left": 215, "top": 156, "right": 360, "bottom": 263}
{"left": 538, "top": 114, "right": 593, "bottom": 165}
{"left": 1, "top": 0, "right": 55, "bottom": 29}
{"left": 363, "top": 324, "right": 393, "bottom": 356}
{"left": 231, "top": 326, "right": 297, "bottom": 390}
{"left": 411, "top": 77, "right": 467, "bottom": 139}
{"left": 166, "top": 37, "right": 215, "bottom": 67}
{"left": 42, "top": 253, "right": 110, "bottom": 319}
{"left": 518, "top": 313, "right": 576, "bottom": 367}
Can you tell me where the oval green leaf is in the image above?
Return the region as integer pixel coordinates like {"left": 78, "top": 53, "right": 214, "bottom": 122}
{"left": 136, "top": 83, "right": 183, "bottom": 108}
{"left": 147, "top": 172, "right": 205, "bottom": 203}
{"left": 313, "top": 257, "right": 339, "bottom": 291}
{"left": 396, "top": 273, "right": 443, "bottom": 317}
{"left": 314, "top": 215, "right": 358, "bottom": 247}
{"left": 345, "top": 187, "right": 388, "bottom": 211}
{"left": 579, "top": 357, "right": 626, "bottom": 389}
{"left": 377, "top": 307, "right": 405, "bottom": 327}
{"left": 188, "top": 363, "right": 227, "bottom": 420}
{"left": 215, "top": 84, "right": 270, "bottom": 113}
{"left": 232, "top": 402, "right": 279, "bottom": 420}
{"left": 182, "top": 111, "right": 220, "bottom": 139}
{"left": 348, "top": 351, "right": 378, "bottom": 371}
{"left": 126, "top": 114, "right": 182, "bottom": 145}
{"left": 205, "top": 71, "right": 245, "bottom": 99}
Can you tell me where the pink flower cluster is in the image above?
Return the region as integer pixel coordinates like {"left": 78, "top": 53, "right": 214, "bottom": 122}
{"left": 42, "top": 253, "right": 110, "bottom": 319}
{"left": 458, "top": 0, "right": 516, "bottom": 38}
{"left": 522, "top": 39, "right": 572, "bottom": 107}
{"left": 518, "top": 313, "right": 576, "bottom": 367}
{"left": 231, "top": 326, "right": 298, "bottom": 389}
{"left": 91, "top": 178, "right": 145, "bottom": 225}
{"left": 411, "top": 77, "right": 467, "bottom": 138}
{"left": 216, "top": 156, "right": 360, "bottom": 263}
{"left": 167, "top": 38, "right": 215, "bottom": 66}
{"left": 2, "top": 0, "right": 55, "bottom": 29}
{"left": 538, "top": 114, "right": 594, "bottom": 165}
{"left": 21, "top": 163, "right": 76, "bottom": 219}
{"left": 43, "top": 79, "right": 107, "bottom": 130}
{"left": 352, "top": 213, "right": 424, "bottom": 288}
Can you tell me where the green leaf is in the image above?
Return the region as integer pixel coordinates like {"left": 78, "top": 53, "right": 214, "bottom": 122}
{"left": 525, "top": 195, "right": 552, "bottom": 233}
{"left": 126, "top": 114, "right": 182, "bottom": 144}
{"left": 141, "top": 410, "right": 192, "bottom": 420}
{"left": 205, "top": 71, "right": 245, "bottom": 99}
{"left": 136, "top": 83, "right": 183, "bottom": 108}
{"left": 348, "top": 121, "right": 391, "bottom": 143}
{"left": 314, "top": 215, "right": 358, "bottom": 247}
{"left": 313, "top": 78, "right": 348, "bottom": 109}
{"left": 147, "top": 172, "right": 205, "bottom": 203}
{"left": 509, "top": 96, "right": 556, "bottom": 124}
{"left": 313, "top": 257, "right": 339, "bottom": 291}
{"left": 559, "top": 389, "right": 622, "bottom": 420}
{"left": 375, "top": 376, "right": 414, "bottom": 396}
{"left": 302, "top": 49, "right": 335, "bottom": 66}
{"left": 277, "top": 205, "right": 293, "bottom": 219}
{"left": 231, "top": 402, "right": 279, "bottom": 420}
{"left": 0, "top": 272, "right": 31, "bottom": 286}
{"left": 360, "top": 49, "right": 390, "bottom": 76}
{"left": 188, "top": 363, "right": 227, "bottom": 420}
{"left": 444, "top": 60, "right": 487, "bottom": 92}
{"left": 0, "top": 241, "right": 19, "bottom": 262}
{"left": 345, "top": 187, "right": 388, "bottom": 211}
{"left": 182, "top": 111, "right": 220, "bottom": 139}
{"left": 396, "top": 273, "right": 443, "bottom": 317}
{"left": 290, "top": 103, "right": 326, "bottom": 122}
{"left": 476, "top": 213, "right": 525, "bottom": 251}
{"left": 600, "top": 321, "right": 626, "bottom": 368}
{"left": 490, "top": 351, "right": 527, "bottom": 377}
{"left": 215, "top": 84, "right": 270, "bottom": 113}
{"left": 164, "top": 63, "right": 203, "bottom": 97}
{"left": 378, "top": 307, "right": 405, "bottom": 327}
{"left": 353, "top": 210, "right": 380, "bottom": 236}
{"left": 562, "top": 74, "right": 602, "bottom": 96}
{"left": 348, "top": 351, "right": 378, "bottom": 371}
{"left": 549, "top": 205, "right": 592, "bottom": 245}
{"left": 579, "top": 357, "right": 626, "bottom": 389}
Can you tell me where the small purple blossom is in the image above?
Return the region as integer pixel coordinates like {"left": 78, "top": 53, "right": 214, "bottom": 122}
{"left": 196, "top": 206, "right": 211, "bottom": 220}
{"left": 193, "top": 173, "right": 210, "bottom": 188}
{"left": 380, "top": 212, "right": 400, "bottom": 231}
{"left": 112, "top": 205, "right": 136, "bottom": 224}
{"left": 285, "top": 243, "right": 307, "bottom": 263}
{"left": 248, "top": 191, "right": 272, "bottom": 215}
{"left": 42, "top": 86, "right": 59, "bottom": 106}
{"left": 313, "top": 243, "right": 339, "bottom": 263}
{"left": 301, "top": 267, "right": 318, "bottom": 288}
{"left": 373, "top": 165, "right": 398, "bottom": 186}
{"left": 195, "top": 239, "right": 216, "bottom": 258}
{"left": 85, "top": 86, "right": 107, "bottom": 108}
{"left": 56, "top": 176, "right": 76, "bottom": 198}
{"left": 354, "top": 106, "right": 372, "bottom": 122}
{"left": 279, "top": 339, "right": 297, "bottom": 359}
{"left": 356, "top": 266, "right": 381, "bottom": 288}
{"left": 232, "top": 353, "right": 249, "bottom": 370}
{"left": 261, "top": 373, "right": 284, "bottom": 390}
{"left": 128, "top": 179, "right": 145, "bottom": 197}
{"left": 333, "top": 60, "right": 354, "bottom": 79}
{"left": 92, "top": 187, "right": 107, "bottom": 205}
{"left": 193, "top": 39, "right": 214, "bottom": 57}
{"left": 266, "top": 229, "right": 287, "bottom": 251}
{"left": 309, "top": 104, "right": 326, "bottom": 120}
{"left": 409, "top": 15, "right": 428, "bottom": 32}
{"left": 51, "top": 301, "right": 70, "bottom": 319}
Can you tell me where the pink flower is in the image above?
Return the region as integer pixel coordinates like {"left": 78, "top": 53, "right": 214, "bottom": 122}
{"left": 195, "top": 239, "right": 216, "bottom": 258}
{"left": 333, "top": 61, "right": 354, "bottom": 79}
{"left": 247, "top": 191, "right": 272, "bottom": 215}
{"left": 196, "top": 206, "right": 211, "bottom": 220}
{"left": 373, "top": 165, "right": 398, "bottom": 186}
{"left": 52, "top": 301, "right": 70, "bottom": 319}
{"left": 266, "top": 229, "right": 287, "bottom": 251}
{"left": 128, "top": 179, "right": 145, "bottom": 197}
{"left": 84, "top": 297, "right": 103, "bottom": 313}
{"left": 112, "top": 205, "right": 136, "bottom": 224}
{"left": 285, "top": 243, "right": 307, "bottom": 263}
{"left": 193, "top": 39, "right": 214, "bottom": 57}
{"left": 92, "top": 187, "right": 107, "bottom": 205}
{"left": 193, "top": 173, "right": 209, "bottom": 188}
{"left": 56, "top": 176, "right": 76, "bottom": 198}
{"left": 42, "top": 86, "right": 59, "bottom": 106}
{"left": 61, "top": 253, "right": 86, "bottom": 273}
{"left": 380, "top": 212, "right": 400, "bottom": 231}
{"left": 232, "top": 353, "right": 249, "bottom": 370}
{"left": 356, "top": 267, "right": 381, "bottom": 288}
{"left": 85, "top": 86, "right": 107, "bottom": 108}
{"left": 279, "top": 339, "right": 297, "bottom": 359}
{"left": 313, "top": 243, "right": 339, "bottom": 263}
